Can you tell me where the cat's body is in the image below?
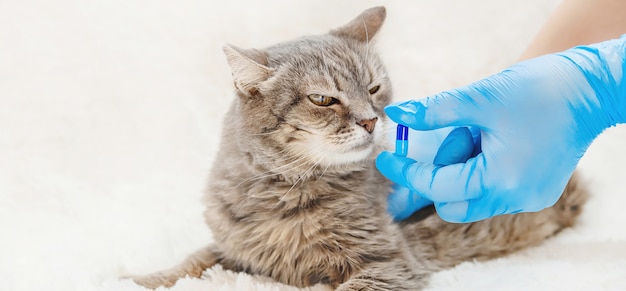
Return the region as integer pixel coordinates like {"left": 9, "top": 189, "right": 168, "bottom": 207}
{"left": 132, "top": 7, "right": 588, "bottom": 290}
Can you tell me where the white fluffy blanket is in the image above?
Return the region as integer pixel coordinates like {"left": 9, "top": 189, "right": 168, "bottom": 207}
{"left": 3, "top": 0, "right": 626, "bottom": 290}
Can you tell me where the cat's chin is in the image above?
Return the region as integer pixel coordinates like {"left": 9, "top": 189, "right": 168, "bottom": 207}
{"left": 324, "top": 146, "right": 375, "bottom": 167}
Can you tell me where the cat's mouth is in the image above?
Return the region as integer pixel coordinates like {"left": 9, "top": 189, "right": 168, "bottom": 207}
{"left": 330, "top": 136, "right": 376, "bottom": 164}
{"left": 333, "top": 146, "right": 374, "bottom": 165}
{"left": 349, "top": 138, "right": 374, "bottom": 151}
{"left": 288, "top": 136, "right": 375, "bottom": 168}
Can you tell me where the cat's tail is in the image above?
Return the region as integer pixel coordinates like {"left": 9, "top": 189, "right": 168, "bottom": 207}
{"left": 401, "top": 171, "right": 589, "bottom": 270}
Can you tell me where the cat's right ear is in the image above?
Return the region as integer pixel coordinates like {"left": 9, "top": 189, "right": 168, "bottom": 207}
{"left": 223, "top": 44, "right": 274, "bottom": 97}
{"left": 330, "top": 6, "right": 386, "bottom": 42}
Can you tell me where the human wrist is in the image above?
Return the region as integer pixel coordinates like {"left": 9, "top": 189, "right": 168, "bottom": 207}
{"left": 559, "top": 36, "right": 626, "bottom": 126}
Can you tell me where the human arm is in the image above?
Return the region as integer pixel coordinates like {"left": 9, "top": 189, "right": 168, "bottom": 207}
{"left": 520, "top": 0, "right": 626, "bottom": 60}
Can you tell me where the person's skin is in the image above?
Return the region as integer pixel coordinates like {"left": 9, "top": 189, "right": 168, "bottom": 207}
{"left": 520, "top": 0, "right": 626, "bottom": 60}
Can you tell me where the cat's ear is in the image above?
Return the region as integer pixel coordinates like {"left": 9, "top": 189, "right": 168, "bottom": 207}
{"left": 330, "top": 6, "right": 386, "bottom": 42}
{"left": 223, "top": 44, "right": 273, "bottom": 96}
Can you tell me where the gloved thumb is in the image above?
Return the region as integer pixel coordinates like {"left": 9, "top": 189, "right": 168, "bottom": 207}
{"left": 433, "top": 126, "right": 477, "bottom": 166}
{"left": 384, "top": 89, "right": 479, "bottom": 131}
{"left": 376, "top": 151, "right": 484, "bottom": 202}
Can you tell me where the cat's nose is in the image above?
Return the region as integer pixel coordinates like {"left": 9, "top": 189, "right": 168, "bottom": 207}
{"left": 357, "top": 117, "right": 378, "bottom": 133}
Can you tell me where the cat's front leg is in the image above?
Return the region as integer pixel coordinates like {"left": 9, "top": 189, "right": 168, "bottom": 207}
{"left": 128, "top": 244, "right": 222, "bottom": 289}
{"left": 335, "top": 258, "right": 429, "bottom": 291}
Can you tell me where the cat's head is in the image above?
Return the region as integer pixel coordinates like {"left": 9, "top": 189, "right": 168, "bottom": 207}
{"left": 222, "top": 7, "right": 392, "bottom": 179}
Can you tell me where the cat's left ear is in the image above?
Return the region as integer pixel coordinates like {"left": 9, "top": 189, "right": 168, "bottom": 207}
{"left": 223, "top": 44, "right": 274, "bottom": 96}
{"left": 330, "top": 6, "right": 386, "bottom": 42}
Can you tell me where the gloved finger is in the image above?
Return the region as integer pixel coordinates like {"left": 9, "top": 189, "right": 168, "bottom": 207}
{"left": 433, "top": 127, "right": 475, "bottom": 166}
{"left": 376, "top": 151, "right": 420, "bottom": 188}
{"left": 387, "top": 185, "right": 433, "bottom": 221}
{"left": 436, "top": 194, "right": 530, "bottom": 223}
{"left": 385, "top": 128, "right": 472, "bottom": 221}
{"left": 468, "top": 126, "right": 483, "bottom": 157}
{"left": 436, "top": 200, "right": 499, "bottom": 223}
{"left": 384, "top": 90, "right": 479, "bottom": 130}
{"left": 376, "top": 151, "right": 485, "bottom": 203}
{"left": 434, "top": 201, "right": 469, "bottom": 223}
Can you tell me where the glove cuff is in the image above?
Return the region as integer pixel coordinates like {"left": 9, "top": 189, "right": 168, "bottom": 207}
{"left": 564, "top": 36, "right": 626, "bottom": 126}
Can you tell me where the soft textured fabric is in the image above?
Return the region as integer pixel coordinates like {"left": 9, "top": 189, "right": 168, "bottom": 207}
{"left": 2, "top": 0, "right": 626, "bottom": 290}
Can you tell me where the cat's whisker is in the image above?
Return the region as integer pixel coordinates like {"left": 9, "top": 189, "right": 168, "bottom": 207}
{"left": 235, "top": 164, "right": 302, "bottom": 187}
{"left": 325, "top": 132, "right": 350, "bottom": 139}
{"left": 242, "top": 141, "right": 310, "bottom": 166}
{"left": 317, "top": 162, "right": 332, "bottom": 181}
{"left": 282, "top": 177, "right": 303, "bottom": 200}
{"left": 281, "top": 151, "right": 328, "bottom": 199}
{"left": 245, "top": 130, "right": 280, "bottom": 137}
{"left": 233, "top": 155, "right": 310, "bottom": 188}
{"left": 281, "top": 144, "right": 330, "bottom": 191}
{"left": 239, "top": 148, "right": 326, "bottom": 189}
{"left": 252, "top": 153, "right": 297, "bottom": 166}
{"left": 305, "top": 144, "right": 339, "bottom": 178}
{"left": 250, "top": 148, "right": 297, "bottom": 165}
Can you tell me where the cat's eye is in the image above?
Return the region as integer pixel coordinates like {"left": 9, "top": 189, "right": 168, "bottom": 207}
{"left": 308, "top": 94, "right": 340, "bottom": 106}
{"left": 369, "top": 85, "right": 381, "bottom": 94}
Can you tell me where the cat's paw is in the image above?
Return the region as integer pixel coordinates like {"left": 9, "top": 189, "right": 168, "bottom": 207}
{"left": 123, "top": 273, "right": 180, "bottom": 289}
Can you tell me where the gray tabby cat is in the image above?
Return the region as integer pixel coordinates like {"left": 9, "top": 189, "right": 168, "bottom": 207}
{"left": 132, "top": 6, "right": 588, "bottom": 290}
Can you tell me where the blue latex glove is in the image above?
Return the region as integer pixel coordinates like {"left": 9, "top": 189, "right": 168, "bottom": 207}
{"left": 387, "top": 126, "right": 478, "bottom": 220}
{"left": 378, "top": 36, "right": 626, "bottom": 223}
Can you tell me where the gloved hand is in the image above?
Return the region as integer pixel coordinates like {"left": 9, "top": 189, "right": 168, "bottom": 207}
{"left": 386, "top": 126, "right": 479, "bottom": 220}
{"left": 378, "top": 36, "right": 626, "bottom": 223}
